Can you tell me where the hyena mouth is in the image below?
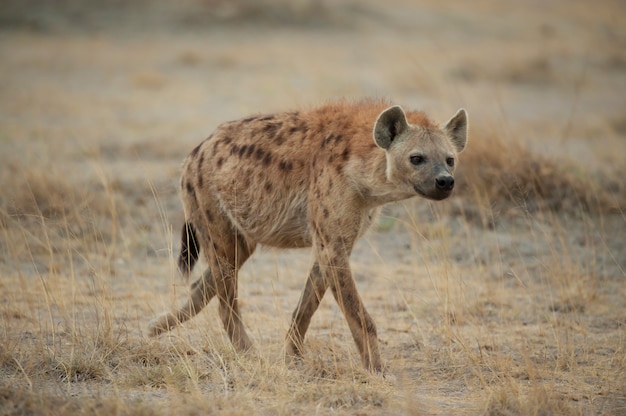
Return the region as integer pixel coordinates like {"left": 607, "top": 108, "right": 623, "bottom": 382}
{"left": 430, "top": 192, "right": 452, "bottom": 201}
{"left": 413, "top": 185, "right": 427, "bottom": 197}
{"left": 414, "top": 185, "right": 452, "bottom": 201}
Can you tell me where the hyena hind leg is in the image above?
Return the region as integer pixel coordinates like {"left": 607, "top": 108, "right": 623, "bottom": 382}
{"left": 285, "top": 263, "right": 328, "bottom": 361}
{"left": 149, "top": 268, "right": 216, "bottom": 336}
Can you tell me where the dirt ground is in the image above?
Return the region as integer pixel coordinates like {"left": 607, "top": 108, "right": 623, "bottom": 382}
{"left": 0, "top": 1, "right": 625, "bottom": 415}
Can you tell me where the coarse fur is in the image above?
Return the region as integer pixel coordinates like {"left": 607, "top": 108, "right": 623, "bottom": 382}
{"left": 149, "top": 99, "right": 468, "bottom": 372}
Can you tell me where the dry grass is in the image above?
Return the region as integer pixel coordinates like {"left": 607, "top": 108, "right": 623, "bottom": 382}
{"left": 455, "top": 126, "right": 626, "bottom": 219}
{"left": 1, "top": 0, "right": 625, "bottom": 415}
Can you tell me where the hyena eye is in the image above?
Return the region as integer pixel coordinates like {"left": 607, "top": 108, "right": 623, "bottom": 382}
{"left": 446, "top": 157, "right": 455, "bottom": 167}
{"left": 410, "top": 155, "right": 425, "bottom": 166}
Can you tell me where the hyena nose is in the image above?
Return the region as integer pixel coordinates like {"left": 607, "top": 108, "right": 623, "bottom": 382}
{"left": 435, "top": 175, "right": 455, "bottom": 191}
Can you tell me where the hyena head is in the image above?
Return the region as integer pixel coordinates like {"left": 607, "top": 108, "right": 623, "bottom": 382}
{"left": 373, "top": 105, "right": 468, "bottom": 201}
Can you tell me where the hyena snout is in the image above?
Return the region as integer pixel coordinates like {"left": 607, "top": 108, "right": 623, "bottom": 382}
{"left": 435, "top": 175, "right": 455, "bottom": 191}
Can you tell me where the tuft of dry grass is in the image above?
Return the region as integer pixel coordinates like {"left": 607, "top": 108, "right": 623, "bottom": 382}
{"left": 1, "top": 162, "right": 107, "bottom": 222}
{"left": 484, "top": 382, "right": 580, "bottom": 416}
{"left": 454, "top": 127, "right": 625, "bottom": 220}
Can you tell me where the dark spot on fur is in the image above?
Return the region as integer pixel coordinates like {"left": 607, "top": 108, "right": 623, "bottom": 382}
{"left": 186, "top": 181, "right": 197, "bottom": 204}
{"left": 263, "top": 152, "right": 273, "bottom": 166}
{"left": 255, "top": 147, "right": 265, "bottom": 160}
{"left": 205, "top": 209, "right": 214, "bottom": 223}
{"left": 264, "top": 182, "right": 272, "bottom": 192}
{"left": 289, "top": 120, "right": 308, "bottom": 137}
{"left": 263, "top": 123, "right": 282, "bottom": 136}
{"left": 241, "top": 116, "right": 256, "bottom": 123}
{"left": 279, "top": 160, "right": 293, "bottom": 172}
{"left": 263, "top": 123, "right": 278, "bottom": 134}
{"left": 190, "top": 143, "right": 201, "bottom": 158}
{"left": 223, "top": 136, "right": 233, "bottom": 145}
{"left": 244, "top": 175, "right": 251, "bottom": 188}
{"left": 247, "top": 144, "right": 256, "bottom": 157}
{"left": 217, "top": 157, "right": 224, "bottom": 168}
{"left": 262, "top": 122, "right": 283, "bottom": 141}
{"left": 334, "top": 237, "right": 349, "bottom": 254}
{"left": 259, "top": 115, "right": 275, "bottom": 121}
{"left": 365, "top": 319, "right": 377, "bottom": 335}
{"left": 323, "top": 208, "right": 329, "bottom": 218}
{"left": 239, "top": 144, "right": 248, "bottom": 157}
{"left": 321, "top": 133, "right": 344, "bottom": 149}
{"left": 341, "top": 148, "right": 350, "bottom": 161}
{"left": 231, "top": 144, "right": 240, "bottom": 156}
{"left": 197, "top": 154, "right": 205, "bottom": 186}
{"left": 274, "top": 133, "right": 285, "bottom": 146}
{"left": 342, "top": 291, "right": 355, "bottom": 309}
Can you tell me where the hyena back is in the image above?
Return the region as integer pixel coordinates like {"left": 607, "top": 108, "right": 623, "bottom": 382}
{"left": 149, "top": 99, "right": 468, "bottom": 372}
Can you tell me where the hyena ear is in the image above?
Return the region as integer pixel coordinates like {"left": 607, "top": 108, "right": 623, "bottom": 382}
{"left": 444, "top": 108, "right": 468, "bottom": 153}
{"left": 373, "top": 105, "right": 409, "bottom": 150}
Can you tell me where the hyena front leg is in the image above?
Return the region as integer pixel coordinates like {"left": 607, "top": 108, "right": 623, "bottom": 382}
{"left": 285, "top": 262, "right": 328, "bottom": 361}
{"left": 149, "top": 267, "right": 217, "bottom": 336}
{"left": 327, "top": 260, "right": 381, "bottom": 372}
{"left": 318, "top": 234, "right": 382, "bottom": 372}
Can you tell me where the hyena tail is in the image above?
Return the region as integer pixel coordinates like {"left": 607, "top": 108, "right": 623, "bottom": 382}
{"left": 178, "top": 221, "right": 200, "bottom": 277}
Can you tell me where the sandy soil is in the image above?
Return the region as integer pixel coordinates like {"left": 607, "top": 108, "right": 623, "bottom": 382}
{"left": 0, "top": 1, "right": 625, "bottom": 415}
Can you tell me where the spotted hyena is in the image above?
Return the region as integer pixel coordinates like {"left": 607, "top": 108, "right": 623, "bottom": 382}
{"left": 149, "top": 99, "right": 468, "bottom": 372}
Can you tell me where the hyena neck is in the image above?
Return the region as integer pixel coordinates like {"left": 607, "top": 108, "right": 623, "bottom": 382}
{"left": 347, "top": 148, "right": 414, "bottom": 208}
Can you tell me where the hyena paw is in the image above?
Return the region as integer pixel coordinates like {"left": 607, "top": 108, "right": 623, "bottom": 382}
{"left": 147, "top": 312, "right": 175, "bottom": 337}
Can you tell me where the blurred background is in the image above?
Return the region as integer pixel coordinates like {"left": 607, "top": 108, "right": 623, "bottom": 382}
{"left": 2, "top": 0, "right": 624, "bottom": 158}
